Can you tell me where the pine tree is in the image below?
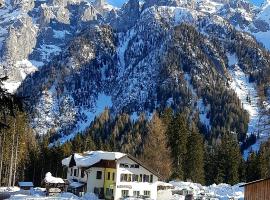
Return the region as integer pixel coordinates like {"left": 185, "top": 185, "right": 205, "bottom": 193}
{"left": 167, "top": 112, "right": 188, "bottom": 180}
{"left": 185, "top": 123, "right": 205, "bottom": 184}
{"left": 142, "top": 113, "right": 172, "bottom": 180}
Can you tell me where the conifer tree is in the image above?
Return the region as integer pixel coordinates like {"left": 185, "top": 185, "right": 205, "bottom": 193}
{"left": 185, "top": 123, "right": 205, "bottom": 184}
{"left": 142, "top": 113, "right": 172, "bottom": 180}
{"left": 167, "top": 113, "right": 188, "bottom": 180}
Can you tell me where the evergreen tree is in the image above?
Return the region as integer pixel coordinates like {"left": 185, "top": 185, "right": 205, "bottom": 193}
{"left": 185, "top": 123, "right": 205, "bottom": 184}
{"left": 167, "top": 112, "right": 188, "bottom": 180}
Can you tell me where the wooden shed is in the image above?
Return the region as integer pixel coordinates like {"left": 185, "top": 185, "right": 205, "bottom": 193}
{"left": 240, "top": 178, "right": 270, "bottom": 200}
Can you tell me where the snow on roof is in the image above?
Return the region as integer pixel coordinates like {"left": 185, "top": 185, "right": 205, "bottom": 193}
{"left": 69, "top": 181, "right": 85, "bottom": 189}
{"left": 62, "top": 151, "right": 126, "bottom": 168}
{"left": 44, "top": 172, "right": 64, "bottom": 184}
{"left": 18, "top": 182, "right": 34, "bottom": 187}
{"left": 157, "top": 181, "right": 174, "bottom": 187}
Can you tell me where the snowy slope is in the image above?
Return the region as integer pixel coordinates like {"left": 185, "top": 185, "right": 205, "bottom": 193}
{"left": 227, "top": 53, "right": 270, "bottom": 158}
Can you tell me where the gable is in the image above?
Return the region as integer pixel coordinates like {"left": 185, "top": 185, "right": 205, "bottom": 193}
{"left": 69, "top": 154, "right": 77, "bottom": 167}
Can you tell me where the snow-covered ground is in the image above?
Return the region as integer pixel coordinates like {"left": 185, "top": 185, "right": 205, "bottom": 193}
{"left": 159, "top": 181, "right": 244, "bottom": 200}
{"left": 227, "top": 53, "right": 270, "bottom": 159}
{"left": 1, "top": 181, "right": 244, "bottom": 200}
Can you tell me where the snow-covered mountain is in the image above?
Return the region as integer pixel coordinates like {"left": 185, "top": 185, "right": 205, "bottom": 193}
{"left": 1, "top": 0, "right": 269, "bottom": 150}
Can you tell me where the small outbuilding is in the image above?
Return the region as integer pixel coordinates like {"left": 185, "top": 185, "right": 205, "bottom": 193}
{"left": 240, "top": 178, "right": 270, "bottom": 200}
{"left": 18, "top": 182, "right": 34, "bottom": 190}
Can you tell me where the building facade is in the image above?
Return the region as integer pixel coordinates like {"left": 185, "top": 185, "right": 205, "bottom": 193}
{"left": 62, "top": 151, "right": 160, "bottom": 200}
{"left": 240, "top": 178, "right": 270, "bottom": 200}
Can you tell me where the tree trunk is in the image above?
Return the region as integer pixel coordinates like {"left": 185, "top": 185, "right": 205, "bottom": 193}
{"left": 0, "top": 130, "right": 6, "bottom": 186}
{"left": 8, "top": 121, "right": 15, "bottom": 187}
{"left": 13, "top": 134, "right": 19, "bottom": 186}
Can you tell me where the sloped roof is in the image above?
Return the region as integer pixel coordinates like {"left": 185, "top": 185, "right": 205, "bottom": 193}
{"left": 18, "top": 182, "right": 34, "bottom": 187}
{"left": 62, "top": 151, "right": 162, "bottom": 179}
{"left": 62, "top": 151, "right": 126, "bottom": 168}
{"left": 240, "top": 178, "right": 270, "bottom": 187}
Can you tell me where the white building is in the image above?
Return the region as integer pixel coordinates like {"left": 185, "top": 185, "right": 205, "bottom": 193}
{"left": 62, "top": 151, "right": 161, "bottom": 200}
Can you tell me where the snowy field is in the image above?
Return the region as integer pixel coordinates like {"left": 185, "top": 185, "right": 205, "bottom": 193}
{"left": 0, "top": 181, "right": 244, "bottom": 200}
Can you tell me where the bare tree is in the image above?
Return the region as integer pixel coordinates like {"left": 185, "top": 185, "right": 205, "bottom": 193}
{"left": 8, "top": 121, "right": 15, "bottom": 187}
{"left": 13, "top": 134, "right": 19, "bottom": 186}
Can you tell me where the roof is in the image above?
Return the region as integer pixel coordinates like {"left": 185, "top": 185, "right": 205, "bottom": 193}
{"left": 62, "top": 151, "right": 162, "bottom": 179}
{"left": 44, "top": 172, "right": 64, "bottom": 184}
{"left": 18, "top": 182, "right": 34, "bottom": 187}
{"left": 240, "top": 178, "right": 270, "bottom": 187}
{"left": 69, "top": 181, "right": 85, "bottom": 189}
{"left": 62, "top": 151, "right": 126, "bottom": 168}
{"left": 125, "top": 154, "right": 163, "bottom": 179}
{"left": 157, "top": 181, "right": 174, "bottom": 187}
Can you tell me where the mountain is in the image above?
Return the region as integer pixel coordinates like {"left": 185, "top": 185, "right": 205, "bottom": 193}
{"left": 0, "top": 0, "right": 269, "bottom": 153}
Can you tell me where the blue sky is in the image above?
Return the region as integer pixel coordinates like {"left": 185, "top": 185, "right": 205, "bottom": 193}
{"left": 107, "top": 0, "right": 265, "bottom": 7}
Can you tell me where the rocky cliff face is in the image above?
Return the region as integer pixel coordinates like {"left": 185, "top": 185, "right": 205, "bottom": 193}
{"left": 15, "top": 1, "right": 270, "bottom": 149}
{"left": 0, "top": 0, "right": 113, "bottom": 91}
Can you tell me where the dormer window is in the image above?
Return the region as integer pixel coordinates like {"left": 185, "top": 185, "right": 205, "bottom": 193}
{"left": 120, "top": 163, "right": 129, "bottom": 168}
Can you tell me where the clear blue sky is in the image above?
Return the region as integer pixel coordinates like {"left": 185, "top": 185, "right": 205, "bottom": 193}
{"left": 107, "top": 0, "right": 265, "bottom": 7}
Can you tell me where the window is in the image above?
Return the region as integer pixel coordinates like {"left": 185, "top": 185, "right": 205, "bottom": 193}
{"left": 121, "top": 190, "right": 129, "bottom": 197}
{"left": 144, "top": 191, "right": 151, "bottom": 197}
{"left": 112, "top": 172, "right": 115, "bottom": 181}
{"left": 106, "top": 188, "right": 113, "bottom": 197}
{"left": 120, "top": 163, "right": 129, "bottom": 168}
{"left": 128, "top": 174, "right": 132, "bottom": 182}
{"left": 132, "top": 174, "right": 139, "bottom": 182}
{"left": 133, "top": 191, "right": 140, "bottom": 197}
{"left": 96, "top": 171, "right": 102, "bottom": 179}
{"left": 143, "top": 174, "right": 150, "bottom": 182}
{"left": 70, "top": 168, "right": 73, "bottom": 176}
{"left": 81, "top": 169, "right": 85, "bottom": 178}
{"left": 130, "top": 164, "right": 139, "bottom": 168}
{"left": 107, "top": 172, "right": 110, "bottom": 180}
{"left": 74, "top": 169, "right": 77, "bottom": 177}
{"left": 120, "top": 174, "right": 132, "bottom": 182}
{"left": 139, "top": 174, "right": 143, "bottom": 182}
{"left": 150, "top": 175, "right": 153, "bottom": 183}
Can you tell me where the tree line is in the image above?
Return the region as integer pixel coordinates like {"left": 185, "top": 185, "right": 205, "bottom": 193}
{"left": 1, "top": 76, "right": 270, "bottom": 187}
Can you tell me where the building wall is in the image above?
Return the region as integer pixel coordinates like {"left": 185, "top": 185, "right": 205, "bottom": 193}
{"left": 104, "top": 168, "right": 116, "bottom": 200}
{"left": 66, "top": 167, "right": 88, "bottom": 183}
{"left": 245, "top": 179, "right": 270, "bottom": 200}
{"left": 86, "top": 167, "right": 105, "bottom": 193}
{"left": 114, "top": 156, "right": 158, "bottom": 200}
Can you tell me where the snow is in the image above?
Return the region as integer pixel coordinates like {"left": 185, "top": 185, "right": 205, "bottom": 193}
{"left": 0, "top": 181, "right": 244, "bottom": 200}
{"left": 252, "top": 30, "right": 270, "bottom": 50}
{"left": 197, "top": 0, "right": 224, "bottom": 14}
{"left": 50, "top": 93, "right": 113, "bottom": 146}
{"left": 53, "top": 30, "right": 70, "bottom": 39}
{"left": 62, "top": 151, "right": 126, "bottom": 168}
{"left": 184, "top": 73, "right": 211, "bottom": 130}
{"left": 8, "top": 192, "right": 99, "bottom": 200}
{"left": 130, "top": 112, "right": 139, "bottom": 121}
{"left": 38, "top": 44, "right": 62, "bottom": 61}
{"left": 44, "top": 172, "right": 64, "bottom": 184}
{"left": 2, "top": 81, "right": 22, "bottom": 93}
{"left": 250, "top": 0, "right": 270, "bottom": 50}
{"left": 168, "top": 181, "right": 244, "bottom": 200}
{"left": 2, "top": 59, "right": 38, "bottom": 93}
{"left": 0, "top": 187, "right": 20, "bottom": 193}
{"left": 227, "top": 53, "right": 270, "bottom": 159}
{"left": 18, "top": 182, "right": 34, "bottom": 187}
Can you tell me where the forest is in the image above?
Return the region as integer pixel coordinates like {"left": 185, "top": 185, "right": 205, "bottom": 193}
{"left": 0, "top": 76, "right": 270, "bottom": 187}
